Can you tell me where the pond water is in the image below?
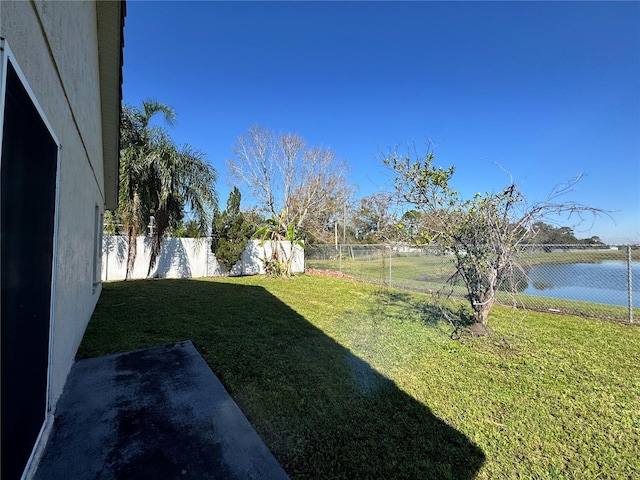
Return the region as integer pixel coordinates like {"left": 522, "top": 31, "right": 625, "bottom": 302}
{"left": 523, "top": 261, "right": 640, "bottom": 307}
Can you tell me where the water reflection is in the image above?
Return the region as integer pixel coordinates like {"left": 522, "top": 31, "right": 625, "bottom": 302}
{"left": 523, "top": 261, "right": 640, "bottom": 307}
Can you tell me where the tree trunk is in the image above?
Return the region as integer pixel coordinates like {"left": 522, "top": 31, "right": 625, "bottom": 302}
{"left": 474, "top": 302, "right": 492, "bottom": 326}
{"left": 282, "top": 241, "right": 294, "bottom": 277}
{"left": 147, "top": 230, "right": 161, "bottom": 278}
{"left": 147, "top": 208, "right": 169, "bottom": 278}
{"left": 125, "top": 225, "right": 137, "bottom": 280}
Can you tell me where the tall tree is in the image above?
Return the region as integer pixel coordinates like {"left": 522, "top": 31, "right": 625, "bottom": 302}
{"left": 353, "top": 193, "right": 397, "bottom": 243}
{"left": 146, "top": 142, "right": 217, "bottom": 276}
{"left": 228, "top": 125, "right": 352, "bottom": 273}
{"left": 383, "top": 142, "right": 604, "bottom": 331}
{"left": 117, "top": 99, "right": 217, "bottom": 279}
{"left": 228, "top": 126, "right": 352, "bottom": 232}
{"left": 119, "top": 100, "right": 175, "bottom": 279}
{"left": 211, "top": 187, "right": 254, "bottom": 273}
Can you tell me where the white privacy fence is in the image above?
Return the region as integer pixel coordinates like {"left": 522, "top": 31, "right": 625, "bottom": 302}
{"left": 102, "top": 236, "right": 304, "bottom": 281}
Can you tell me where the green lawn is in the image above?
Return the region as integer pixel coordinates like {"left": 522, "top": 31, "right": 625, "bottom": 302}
{"left": 81, "top": 276, "right": 640, "bottom": 479}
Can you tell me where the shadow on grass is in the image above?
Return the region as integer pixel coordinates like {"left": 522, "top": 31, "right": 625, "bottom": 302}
{"left": 370, "top": 288, "right": 476, "bottom": 335}
{"left": 81, "top": 279, "right": 485, "bottom": 479}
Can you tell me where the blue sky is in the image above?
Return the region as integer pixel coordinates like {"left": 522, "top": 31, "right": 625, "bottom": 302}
{"left": 122, "top": 1, "right": 640, "bottom": 244}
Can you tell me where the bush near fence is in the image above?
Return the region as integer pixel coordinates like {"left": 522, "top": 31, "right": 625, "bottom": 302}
{"left": 306, "top": 244, "right": 639, "bottom": 323}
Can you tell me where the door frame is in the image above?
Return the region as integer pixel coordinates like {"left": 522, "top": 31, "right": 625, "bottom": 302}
{"left": 0, "top": 38, "right": 62, "bottom": 477}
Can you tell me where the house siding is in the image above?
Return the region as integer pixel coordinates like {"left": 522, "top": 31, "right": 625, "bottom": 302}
{"left": 1, "top": 0, "right": 108, "bottom": 411}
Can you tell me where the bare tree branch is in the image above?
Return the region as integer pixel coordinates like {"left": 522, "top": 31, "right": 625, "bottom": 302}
{"left": 228, "top": 125, "right": 354, "bottom": 275}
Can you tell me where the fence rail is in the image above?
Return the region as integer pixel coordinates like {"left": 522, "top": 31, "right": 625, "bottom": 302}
{"left": 306, "top": 244, "right": 640, "bottom": 323}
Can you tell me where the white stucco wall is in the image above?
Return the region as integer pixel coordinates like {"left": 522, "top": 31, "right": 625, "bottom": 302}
{"left": 102, "top": 237, "right": 305, "bottom": 281}
{"left": 1, "top": 1, "right": 106, "bottom": 410}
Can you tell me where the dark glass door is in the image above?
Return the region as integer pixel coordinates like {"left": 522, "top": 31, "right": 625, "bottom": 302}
{"left": 1, "top": 61, "right": 58, "bottom": 480}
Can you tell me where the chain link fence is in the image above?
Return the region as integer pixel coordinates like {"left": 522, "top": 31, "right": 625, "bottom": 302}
{"left": 306, "top": 244, "right": 640, "bottom": 323}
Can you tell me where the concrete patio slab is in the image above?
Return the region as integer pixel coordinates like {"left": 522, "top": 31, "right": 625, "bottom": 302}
{"left": 33, "top": 341, "right": 288, "bottom": 479}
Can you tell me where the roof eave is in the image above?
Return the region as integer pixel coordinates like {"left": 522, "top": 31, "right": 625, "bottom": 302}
{"left": 97, "top": 0, "right": 125, "bottom": 210}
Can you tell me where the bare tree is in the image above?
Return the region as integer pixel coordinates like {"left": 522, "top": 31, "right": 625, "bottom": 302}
{"left": 228, "top": 125, "right": 353, "bottom": 273}
{"left": 383, "top": 142, "right": 605, "bottom": 332}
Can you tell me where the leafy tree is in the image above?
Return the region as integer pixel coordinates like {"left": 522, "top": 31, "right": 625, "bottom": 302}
{"left": 353, "top": 193, "right": 397, "bottom": 243}
{"left": 103, "top": 210, "right": 122, "bottom": 235}
{"left": 383, "top": 142, "right": 604, "bottom": 331}
{"left": 525, "top": 221, "right": 605, "bottom": 247}
{"left": 146, "top": 143, "right": 217, "bottom": 276}
{"left": 211, "top": 187, "right": 254, "bottom": 273}
{"left": 171, "top": 220, "right": 203, "bottom": 238}
{"left": 171, "top": 221, "right": 188, "bottom": 238}
{"left": 397, "top": 210, "right": 432, "bottom": 243}
{"left": 240, "top": 207, "right": 268, "bottom": 232}
{"left": 117, "top": 99, "right": 217, "bottom": 279}
{"left": 584, "top": 235, "right": 604, "bottom": 245}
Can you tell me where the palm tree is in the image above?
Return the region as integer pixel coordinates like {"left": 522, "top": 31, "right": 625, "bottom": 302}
{"left": 145, "top": 142, "right": 218, "bottom": 276}
{"left": 117, "top": 99, "right": 217, "bottom": 279}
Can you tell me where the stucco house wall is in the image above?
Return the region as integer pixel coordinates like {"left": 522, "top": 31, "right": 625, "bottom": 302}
{"left": 0, "top": 1, "right": 123, "bottom": 477}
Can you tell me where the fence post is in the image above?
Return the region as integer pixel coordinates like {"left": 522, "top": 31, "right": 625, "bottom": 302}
{"left": 104, "top": 234, "right": 109, "bottom": 281}
{"left": 628, "top": 245, "right": 634, "bottom": 323}
{"left": 339, "top": 244, "right": 342, "bottom": 273}
{"left": 389, "top": 245, "right": 392, "bottom": 287}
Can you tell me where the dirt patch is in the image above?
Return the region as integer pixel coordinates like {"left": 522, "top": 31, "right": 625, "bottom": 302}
{"left": 305, "top": 268, "right": 355, "bottom": 281}
{"left": 470, "top": 323, "right": 493, "bottom": 337}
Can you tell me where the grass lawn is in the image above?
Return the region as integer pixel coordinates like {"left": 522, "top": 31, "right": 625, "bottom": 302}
{"left": 80, "top": 275, "right": 640, "bottom": 479}
{"left": 307, "top": 254, "right": 639, "bottom": 322}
